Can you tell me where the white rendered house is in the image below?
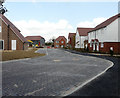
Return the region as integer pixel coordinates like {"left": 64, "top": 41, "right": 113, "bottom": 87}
{"left": 75, "top": 28, "right": 93, "bottom": 49}
{"left": 88, "top": 13, "right": 120, "bottom": 54}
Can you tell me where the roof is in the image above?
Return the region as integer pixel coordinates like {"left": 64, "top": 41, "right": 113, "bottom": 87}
{"left": 55, "top": 36, "right": 67, "bottom": 41}
{"left": 89, "top": 13, "right": 120, "bottom": 32}
{"left": 0, "top": 14, "right": 27, "bottom": 42}
{"left": 25, "top": 36, "right": 44, "bottom": 41}
{"left": 68, "top": 33, "right": 76, "bottom": 39}
{"left": 77, "top": 28, "right": 94, "bottom": 36}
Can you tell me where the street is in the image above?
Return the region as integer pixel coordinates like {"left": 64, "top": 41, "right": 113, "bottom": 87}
{"left": 2, "top": 48, "right": 113, "bottom": 96}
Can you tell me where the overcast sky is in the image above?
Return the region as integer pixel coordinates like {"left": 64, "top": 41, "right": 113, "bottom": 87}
{"left": 4, "top": 1, "right": 118, "bottom": 41}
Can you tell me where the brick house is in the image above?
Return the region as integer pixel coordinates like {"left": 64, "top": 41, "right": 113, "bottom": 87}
{"left": 75, "top": 28, "right": 93, "bottom": 49}
{"left": 25, "top": 36, "right": 45, "bottom": 47}
{"left": 0, "top": 14, "right": 28, "bottom": 50}
{"left": 88, "top": 13, "right": 120, "bottom": 54}
{"left": 68, "top": 33, "right": 76, "bottom": 49}
{"left": 54, "top": 36, "right": 67, "bottom": 48}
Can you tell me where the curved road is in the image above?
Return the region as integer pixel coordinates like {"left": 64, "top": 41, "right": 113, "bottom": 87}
{"left": 2, "top": 48, "right": 113, "bottom": 96}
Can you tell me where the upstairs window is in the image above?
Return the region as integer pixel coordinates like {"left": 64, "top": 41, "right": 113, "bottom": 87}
{"left": 61, "top": 41, "right": 64, "bottom": 43}
{"left": 56, "top": 41, "right": 59, "bottom": 43}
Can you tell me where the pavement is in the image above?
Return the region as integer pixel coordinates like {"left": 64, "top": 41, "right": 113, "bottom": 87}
{"left": 2, "top": 48, "right": 113, "bottom": 96}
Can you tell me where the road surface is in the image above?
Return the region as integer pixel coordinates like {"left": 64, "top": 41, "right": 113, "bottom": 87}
{"left": 2, "top": 48, "right": 113, "bottom": 96}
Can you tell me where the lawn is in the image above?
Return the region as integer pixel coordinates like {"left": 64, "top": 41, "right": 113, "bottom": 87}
{"left": 1, "top": 48, "right": 45, "bottom": 61}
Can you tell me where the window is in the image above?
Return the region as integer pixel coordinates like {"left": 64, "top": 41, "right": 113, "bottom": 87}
{"left": 61, "top": 41, "right": 64, "bottom": 43}
{"left": 56, "top": 45, "right": 59, "bottom": 47}
{"left": 0, "top": 40, "right": 4, "bottom": 50}
{"left": 101, "top": 42, "right": 104, "bottom": 48}
{"left": 56, "top": 41, "right": 59, "bottom": 43}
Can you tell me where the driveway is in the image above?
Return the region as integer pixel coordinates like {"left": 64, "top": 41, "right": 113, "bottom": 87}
{"left": 2, "top": 48, "right": 113, "bottom": 96}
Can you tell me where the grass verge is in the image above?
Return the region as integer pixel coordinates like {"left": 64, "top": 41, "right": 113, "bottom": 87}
{"left": 1, "top": 48, "right": 45, "bottom": 61}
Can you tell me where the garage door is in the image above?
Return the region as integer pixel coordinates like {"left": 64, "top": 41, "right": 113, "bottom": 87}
{"left": 12, "top": 40, "right": 16, "bottom": 50}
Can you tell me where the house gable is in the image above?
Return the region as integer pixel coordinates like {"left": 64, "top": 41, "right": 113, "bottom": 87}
{"left": 0, "top": 14, "right": 27, "bottom": 43}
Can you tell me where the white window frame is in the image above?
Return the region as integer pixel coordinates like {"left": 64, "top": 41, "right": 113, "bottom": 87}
{"left": 0, "top": 40, "right": 4, "bottom": 50}
{"left": 101, "top": 42, "right": 104, "bottom": 48}
{"left": 0, "top": 25, "right": 1, "bottom": 32}
{"left": 11, "top": 40, "right": 17, "bottom": 50}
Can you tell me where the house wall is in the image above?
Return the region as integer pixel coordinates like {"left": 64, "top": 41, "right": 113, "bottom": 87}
{"left": 80, "top": 36, "right": 87, "bottom": 48}
{"left": 88, "top": 18, "right": 119, "bottom": 43}
{"left": 24, "top": 43, "right": 28, "bottom": 50}
{"left": 88, "top": 42, "right": 120, "bottom": 54}
{"left": 2, "top": 20, "right": 28, "bottom": 50}
{"left": 75, "top": 30, "right": 80, "bottom": 48}
{"left": 40, "top": 38, "right": 45, "bottom": 46}
{"left": 54, "top": 38, "right": 66, "bottom": 48}
{"left": 88, "top": 18, "right": 120, "bottom": 54}
{"left": 75, "top": 30, "right": 87, "bottom": 48}
{"left": 68, "top": 36, "right": 75, "bottom": 49}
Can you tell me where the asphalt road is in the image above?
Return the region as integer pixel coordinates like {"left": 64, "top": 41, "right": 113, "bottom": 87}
{"left": 2, "top": 48, "right": 113, "bottom": 96}
{"left": 64, "top": 50, "right": 119, "bottom": 97}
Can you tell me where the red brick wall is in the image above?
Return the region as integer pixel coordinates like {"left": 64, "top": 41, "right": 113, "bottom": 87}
{"left": 88, "top": 42, "right": 120, "bottom": 54}
{"left": 54, "top": 38, "right": 66, "bottom": 48}
{"left": 68, "top": 37, "right": 75, "bottom": 49}
{"left": 103, "top": 42, "right": 120, "bottom": 54}
{"left": 1, "top": 20, "right": 28, "bottom": 50}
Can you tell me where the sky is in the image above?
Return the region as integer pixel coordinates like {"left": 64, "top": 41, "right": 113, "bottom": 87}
{"left": 3, "top": 1, "right": 118, "bottom": 42}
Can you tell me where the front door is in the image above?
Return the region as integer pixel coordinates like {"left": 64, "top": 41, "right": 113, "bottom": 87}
{"left": 12, "top": 40, "right": 16, "bottom": 50}
{"left": 93, "top": 43, "right": 95, "bottom": 51}
{"left": 97, "top": 43, "right": 99, "bottom": 51}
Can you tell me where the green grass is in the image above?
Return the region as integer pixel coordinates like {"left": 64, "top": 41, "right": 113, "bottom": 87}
{"left": 1, "top": 48, "right": 45, "bottom": 61}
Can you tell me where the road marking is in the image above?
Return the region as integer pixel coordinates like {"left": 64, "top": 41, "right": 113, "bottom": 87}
{"left": 53, "top": 60, "right": 61, "bottom": 62}
{"left": 33, "top": 80, "right": 37, "bottom": 83}
{"left": 25, "top": 87, "right": 45, "bottom": 96}
{"left": 14, "top": 84, "right": 18, "bottom": 88}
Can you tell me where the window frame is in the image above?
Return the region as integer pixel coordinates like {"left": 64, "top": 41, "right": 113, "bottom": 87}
{"left": 0, "top": 25, "right": 1, "bottom": 32}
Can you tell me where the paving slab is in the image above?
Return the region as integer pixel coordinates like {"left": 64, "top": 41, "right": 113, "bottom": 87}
{"left": 2, "top": 49, "right": 113, "bottom": 96}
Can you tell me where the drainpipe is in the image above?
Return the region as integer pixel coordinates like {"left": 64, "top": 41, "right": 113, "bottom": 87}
{"left": 23, "top": 42, "right": 25, "bottom": 50}
{"left": 7, "top": 25, "right": 10, "bottom": 50}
